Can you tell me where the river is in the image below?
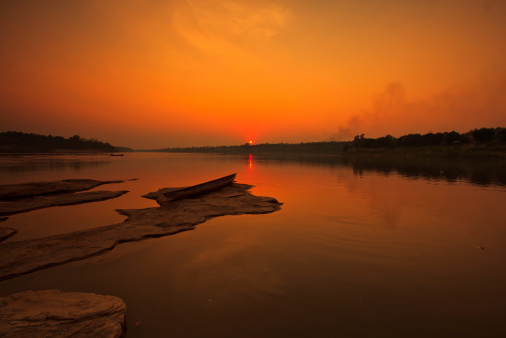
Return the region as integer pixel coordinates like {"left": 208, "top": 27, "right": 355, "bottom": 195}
{"left": 0, "top": 152, "right": 505, "bottom": 337}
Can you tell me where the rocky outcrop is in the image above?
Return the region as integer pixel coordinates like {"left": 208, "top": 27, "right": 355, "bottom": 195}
{"left": 0, "top": 183, "right": 282, "bottom": 281}
{"left": 0, "top": 179, "right": 132, "bottom": 216}
{"left": 0, "top": 290, "right": 126, "bottom": 337}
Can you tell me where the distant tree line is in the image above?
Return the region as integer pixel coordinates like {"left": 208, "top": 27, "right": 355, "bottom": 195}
{"left": 154, "top": 127, "right": 505, "bottom": 155}
{"left": 0, "top": 131, "right": 118, "bottom": 153}
{"left": 351, "top": 128, "right": 506, "bottom": 149}
{"left": 156, "top": 141, "right": 347, "bottom": 154}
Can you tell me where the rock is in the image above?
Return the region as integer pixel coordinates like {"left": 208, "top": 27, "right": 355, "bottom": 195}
{"left": 0, "top": 190, "right": 129, "bottom": 216}
{"left": 0, "top": 183, "right": 282, "bottom": 281}
{"left": 0, "top": 179, "right": 132, "bottom": 217}
{"left": 0, "top": 227, "right": 16, "bottom": 242}
{"left": 0, "top": 289, "right": 126, "bottom": 337}
{"left": 0, "top": 179, "right": 126, "bottom": 199}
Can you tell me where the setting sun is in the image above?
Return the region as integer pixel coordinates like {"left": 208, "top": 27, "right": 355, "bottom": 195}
{"left": 1, "top": 0, "right": 505, "bottom": 149}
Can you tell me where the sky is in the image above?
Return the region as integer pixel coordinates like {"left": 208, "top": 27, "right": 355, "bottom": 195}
{"left": 1, "top": 0, "right": 506, "bottom": 149}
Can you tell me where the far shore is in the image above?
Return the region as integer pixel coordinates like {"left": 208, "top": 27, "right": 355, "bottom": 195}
{"left": 138, "top": 143, "right": 506, "bottom": 159}
{"left": 2, "top": 144, "right": 506, "bottom": 159}
{"left": 0, "top": 150, "right": 120, "bottom": 155}
{"left": 2, "top": 142, "right": 505, "bottom": 160}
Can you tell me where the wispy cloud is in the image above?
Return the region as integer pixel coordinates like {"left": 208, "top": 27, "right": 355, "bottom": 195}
{"left": 218, "top": 0, "right": 292, "bottom": 38}
{"left": 172, "top": 0, "right": 292, "bottom": 62}
{"left": 181, "top": 0, "right": 291, "bottom": 38}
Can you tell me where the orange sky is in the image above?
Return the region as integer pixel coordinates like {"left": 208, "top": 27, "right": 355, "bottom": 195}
{"left": 1, "top": 0, "right": 506, "bottom": 148}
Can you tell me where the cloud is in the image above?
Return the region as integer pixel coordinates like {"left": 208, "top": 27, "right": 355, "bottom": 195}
{"left": 172, "top": 0, "right": 292, "bottom": 57}
{"left": 219, "top": 0, "right": 292, "bottom": 38}
{"left": 186, "top": 0, "right": 291, "bottom": 38}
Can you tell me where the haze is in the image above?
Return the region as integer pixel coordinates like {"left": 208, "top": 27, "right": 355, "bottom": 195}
{"left": 1, "top": 0, "right": 506, "bottom": 149}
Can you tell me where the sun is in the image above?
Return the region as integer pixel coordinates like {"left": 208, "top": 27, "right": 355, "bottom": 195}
{"left": 249, "top": 140, "right": 253, "bottom": 145}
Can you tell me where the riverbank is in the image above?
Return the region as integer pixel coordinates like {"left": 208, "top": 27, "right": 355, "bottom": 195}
{"left": 147, "top": 141, "right": 506, "bottom": 159}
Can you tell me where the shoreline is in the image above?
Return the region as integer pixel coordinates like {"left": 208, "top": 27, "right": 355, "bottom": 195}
{"left": 140, "top": 143, "right": 506, "bottom": 159}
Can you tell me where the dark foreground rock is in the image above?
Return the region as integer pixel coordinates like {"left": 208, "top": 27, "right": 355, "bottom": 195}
{"left": 0, "top": 183, "right": 282, "bottom": 281}
{"left": 0, "top": 227, "right": 16, "bottom": 242}
{"left": 0, "top": 179, "right": 132, "bottom": 217}
{"left": 0, "top": 290, "right": 126, "bottom": 337}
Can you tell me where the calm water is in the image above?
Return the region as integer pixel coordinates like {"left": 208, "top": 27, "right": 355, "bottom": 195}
{"left": 1, "top": 152, "right": 506, "bottom": 337}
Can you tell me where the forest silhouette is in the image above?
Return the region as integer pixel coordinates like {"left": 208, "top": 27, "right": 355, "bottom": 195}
{"left": 1, "top": 128, "right": 505, "bottom": 156}
{"left": 0, "top": 131, "right": 117, "bottom": 153}
{"left": 155, "top": 127, "right": 505, "bottom": 156}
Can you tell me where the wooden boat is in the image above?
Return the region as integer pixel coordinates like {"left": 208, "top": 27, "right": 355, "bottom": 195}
{"left": 164, "top": 173, "right": 236, "bottom": 201}
{"left": 110, "top": 154, "right": 124, "bottom": 156}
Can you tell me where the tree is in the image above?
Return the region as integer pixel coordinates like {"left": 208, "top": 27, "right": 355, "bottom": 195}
{"left": 472, "top": 128, "right": 495, "bottom": 143}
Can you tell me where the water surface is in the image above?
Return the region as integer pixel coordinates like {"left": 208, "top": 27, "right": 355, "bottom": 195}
{"left": 0, "top": 153, "right": 505, "bottom": 337}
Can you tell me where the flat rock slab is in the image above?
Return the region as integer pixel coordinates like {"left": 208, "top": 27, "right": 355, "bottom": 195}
{"left": 0, "top": 183, "right": 282, "bottom": 281}
{"left": 0, "top": 179, "right": 131, "bottom": 217}
{"left": 0, "top": 289, "right": 126, "bottom": 337}
{"left": 0, "top": 179, "right": 126, "bottom": 199}
{"left": 0, "top": 190, "right": 129, "bottom": 216}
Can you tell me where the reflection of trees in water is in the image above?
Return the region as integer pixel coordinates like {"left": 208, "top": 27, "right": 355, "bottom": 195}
{"left": 342, "top": 155, "right": 506, "bottom": 187}
{"left": 3, "top": 153, "right": 503, "bottom": 188}
{"left": 0, "top": 156, "right": 108, "bottom": 175}
{"left": 247, "top": 154, "right": 506, "bottom": 187}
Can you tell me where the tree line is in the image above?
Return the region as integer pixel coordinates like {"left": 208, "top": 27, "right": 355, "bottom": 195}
{"left": 156, "top": 141, "right": 347, "bottom": 154}
{"left": 156, "top": 127, "right": 505, "bottom": 155}
{"left": 351, "top": 128, "right": 506, "bottom": 148}
{"left": 0, "top": 131, "right": 118, "bottom": 153}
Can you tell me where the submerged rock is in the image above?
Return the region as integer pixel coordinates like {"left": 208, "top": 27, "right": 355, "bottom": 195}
{"left": 0, "top": 290, "right": 126, "bottom": 337}
{"left": 0, "top": 182, "right": 282, "bottom": 281}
